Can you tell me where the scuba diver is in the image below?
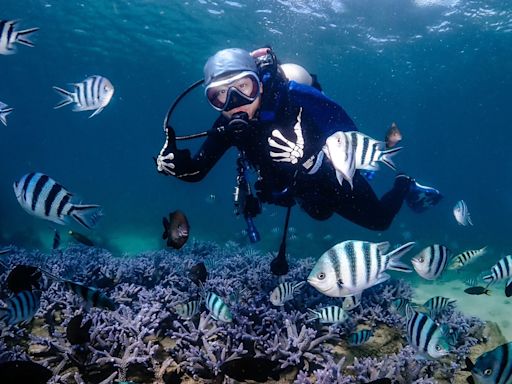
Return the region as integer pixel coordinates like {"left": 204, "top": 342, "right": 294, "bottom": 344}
{"left": 155, "top": 47, "right": 442, "bottom": 275}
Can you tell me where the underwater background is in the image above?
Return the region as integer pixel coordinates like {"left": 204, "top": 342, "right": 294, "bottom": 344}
{"left": 1, "top": 0, "right": 512, "bottom": 257}
{"left": 2, "top": 2, "right": 512, "bottom": 383}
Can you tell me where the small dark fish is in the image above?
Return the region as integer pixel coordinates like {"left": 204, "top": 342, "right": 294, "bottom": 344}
{"left": 68, "top": 230, "right": 94, "bottom": 246}
{"left": 385, "top": 121, "right": 402, "bottom": 149}
{"left": 0, "top": 360, "right": 52, "bottom": 383}
{"left": 464, "top": 286, "right": 491, "bottom": 295}
{"left": 189, "top": 262, "right": 208, "bottom": 286}
{"left": 53, "top": 229, "right": 61, "bottom": 249}
{"left": 7, "top": 264, "right": 42, "bottom": 293}
{"left": 220, "top": 356, "right": 281, "bottom": 382}
{"left": 66, "top": 313, "right": 92, "bottom": 345}
{"left": 162, "top": 210, "right": 190, "bottom": 249}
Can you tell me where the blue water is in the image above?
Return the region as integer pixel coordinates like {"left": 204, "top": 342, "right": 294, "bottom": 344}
{"left": 1, "top": 0, "right": 511, "bottom": 258}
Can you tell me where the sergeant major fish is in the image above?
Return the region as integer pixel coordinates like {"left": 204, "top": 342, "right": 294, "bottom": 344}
{"left": 205, "top": 292, "right": 232, "bottom": 322}
{"left": 0, "top": 101, "right": 14, "bottom": 126}
{"left": 270, "top": 281, "right": 306, "bottom": 306}
{"left": 308, "top": 240, "right": 414, "bottom": 298}
{"left": 0, "top": 290, "right": 41, "bottom": 325}
{"left": 453, "top": 200, "right": 473, "bottom": 226}
{"left": 0, "top": 19, "right": 39, "bottom": 55}
{"left": 465, "top": 341, "right": 512, "bottom": 384}
{"left": 53, "top": 75, "right": 114, "bottom": 118}
{"left": 348, "top": 329, "right": 373, "bottom": 346}
{"left": 13, "top": 172, "right": 102, "bottom": 229}
{"left": 174, "top": 300, "right": 201, "bottom": 320}
{"left": 448, "top": 246, "right": 487, "bottom": 271}
{"left": 483, "top": 254, "right": 512, "bottom": 286}
{"left": 411, "top": 244, "right": 450, "bottom": 280}
{"left": 423, "top": 296, "right": 456, "bottom": 318}
{"left": 406, "top": 305, "right": 450, "bottom": 359}
{"left": 307, "top": 305, "right": 347, "bottom": 324}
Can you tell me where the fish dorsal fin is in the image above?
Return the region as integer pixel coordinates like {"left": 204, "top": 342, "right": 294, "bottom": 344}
{"left": 376, "top": 241, "right": 390, "bottom": 255}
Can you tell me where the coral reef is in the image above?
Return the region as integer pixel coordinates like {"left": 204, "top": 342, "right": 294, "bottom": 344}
{"left": 0, "top": 241, "right": 495, "bottom": 383}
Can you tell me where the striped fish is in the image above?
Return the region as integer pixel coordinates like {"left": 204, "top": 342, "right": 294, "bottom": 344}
{"left": 464, "top": 276, "right": 481, "bottom": 287}
{"left": 0, "top": 20, "right": 39, "bottom": 55}
{"left": 53, "top": 75, "right": 114, "bottom": 118}
{"left": 448, "top": 246, "right": 487, "bottom": 270}
{"left": 423, "top": 296, "right": 456, "bottom": 318}
{"left": 0, "top": 101, "right": 14, "bottom": 126}
{"left": 349, "top": 131, "right": 402, "bottom": 172}
{"left": 174, "top": 300, "right": 201, "bottom": 320}
{"left": 348, "top": 329, "right": 373, "bottom": 346}
{"left": 467, "top": 342, "right": 512, "bottom": 384}
{"left": 0, "top": 290, "right": 41, "bottom": 325}
{"left": 307, "top": 306, "right": 347, "bottom": 324}
{"left": 453, "top": 200, "right": 473, "bottom": 226}
{"left": 270, "top": 281, "right": 306, "bottom": 306}
{"left": 405, "top": 305, "right": 450, "bottom": 359}
{"left": 411, "top": 244, "right": 450, "bottom": 280}
{"left": 13, "top": 172, "right": 102, "bottom": 229}
{"left": 205, "top": 292, "right": 232, "bottom": 322}
{"left": 308, "top": 240, "right": 414, "bottom": 298}
{"left": 483, "top": 255, "right": 512, "bottom": 286}
{"left": 390, "top": 298, "right": 412, "bottom": 316}
{"left": 64, "top": 281, "right": 117, "bottom": 310}
{"left": 322, "top": 131, "right": 357, "bottom": 189}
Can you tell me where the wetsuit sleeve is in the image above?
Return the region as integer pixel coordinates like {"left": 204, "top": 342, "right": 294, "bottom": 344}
{"left": 173, "top": 127, "right": 232, "bottom": 182}
{"left": 288, "top": 81, "right": 357, "bottom": 135}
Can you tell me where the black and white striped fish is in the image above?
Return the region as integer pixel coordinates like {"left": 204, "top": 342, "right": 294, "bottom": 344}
{"left": 483, "top": 255, "right": 512, "bottom": 286}
{"left": 308, "top": 240, "right": 414, "bottom": 298}
{"left": 453, "top": 199, "right": 473, "bottom": 226}
{"left": 174, "top": 300, "right": 201, "bottom": 320}
{"left": 63, "top": 280, "right": 117, "bottom": 310}
{"left": 0, "top": 101, "right": 14, "bottom": 126}
{"left": 390, "top": 298, "right": 413, "bottom": 316}
{"left": 411, "top": 244, "right": 450, "bottom": 280}
{"left": 423, "top": 296, "right": 456, "bottom": 318}
{"left": 13, "top": 172, "right": 102, "bottom": 229}
{"left": 0, "top": 20, "right": 39, "bottom": 55}
{"left": 0, "top": 290, "right": 41, "bottom": 325}
{"left": 348, "top": 329, "right": 373, "bottom": 346}
{"left": 307, "top": 306, "right": 347, "bottom": 324}
{"left": 405, "top": 305, "right": 450, "bottom": 359}
{"left": 448, "top": 246, "right": 487, "bottom": 271}
{"left": 53, "top": 75, "right": 114, "bottom": 118}
{"left": 349, "top": 131, "right": 402, "bottom": 172}
{"left": 466, "top": 341, "right": 512, "bottom": 384}
{"left": 205, "top": 292, "right": 232, "bottom": 322}
{"left": 270, "top": 281, "right": 306, "bottom": 306}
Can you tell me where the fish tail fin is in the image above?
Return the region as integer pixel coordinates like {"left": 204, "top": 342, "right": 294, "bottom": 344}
{"left": 15, "top": 27, "right": 40, "bottom": 47}
{"left": 69, "top": 204, "right": 103, "bottom": 229}
{"left": 386, "top": 241, "right": 415, "bottom": 273}
{"left": 53, "top": 86, "right": 75, "bottom": 109}
{"left": 162, "top": 217, "right": 169, "bottom": 239}
{"left": 379, "top": 146, "right": 403, "bottom": 170}
{"left": 0, "top": 108, "right": 13, "bottom": 126}
{"left": 306, "top": 308, "right": 319, "bottom": 321}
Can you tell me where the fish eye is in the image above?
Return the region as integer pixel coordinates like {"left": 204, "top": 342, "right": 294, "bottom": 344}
{"left": 317, "top": 272, "right": 325, "bottom": 280}
{"left": 419, "top": 257, "right": 424, "bottom": 263}
{"left": 484, "top": 368, "right": 492, "bottom": 376}
{"left": 435, "top": 345, "right": 441, "bottom": 351}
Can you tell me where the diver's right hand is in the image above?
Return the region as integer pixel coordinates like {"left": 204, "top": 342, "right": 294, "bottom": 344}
{"left": 156, "top": 147, "right": 192, "bottom": 177}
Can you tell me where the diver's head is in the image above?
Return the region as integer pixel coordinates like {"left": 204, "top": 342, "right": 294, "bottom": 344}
{"left": 204, "top": 48, "right": 262, "bottom": 119}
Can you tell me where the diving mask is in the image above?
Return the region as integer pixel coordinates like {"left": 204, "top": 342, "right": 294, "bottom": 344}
{"left": 205, "top": 71, "right": 260, "bottom": 112}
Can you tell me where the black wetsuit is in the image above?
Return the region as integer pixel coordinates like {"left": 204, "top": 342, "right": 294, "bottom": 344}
{"left": 173, "top": 81, "right": 411, "bottom": 231}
